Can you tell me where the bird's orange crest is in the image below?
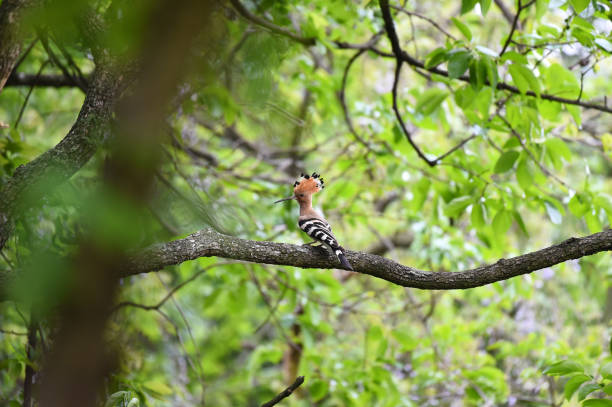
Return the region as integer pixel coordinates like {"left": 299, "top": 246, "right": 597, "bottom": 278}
{"left": 293, "top": 172, "right": 324, "bottom": 195}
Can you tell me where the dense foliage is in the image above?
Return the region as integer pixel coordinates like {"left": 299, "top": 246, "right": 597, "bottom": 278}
{"left": 1, "top": 0, "right": 612, "bottom": 406}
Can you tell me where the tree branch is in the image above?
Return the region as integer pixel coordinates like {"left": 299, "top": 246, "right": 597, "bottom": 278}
{"left": 380, "top": 0, "right": 478, "bottom": 166}
{"left": 5, "top": 71, "right": 87, "bottom": 88}
{"left": 499, "top": 0, "right": 537, "bottom": 56}
{"left": 0, "top": 8, "right": 130, "bottom": 251}
{"left": 228, "top": 0, "right": 315, "bottom": 46}
{"left": 0, "top": 228, "right": 609, "bottom": 300}
{"left": 116, "top": 227, "right": 612, "bottom": 290}
{"left": 335, "top": 40, "right": 612, "bottom": 116}
{"left": 0, "top": 0, "right": 38, "bottom": 93}
{"left": 0, "top": 62, "right": 126, "bottom": 250}
{"left": 226, "top": 0, "right": 612, "bottom": 115}
{"left": 261, "top": 376, "right": 305, "bottom": 407}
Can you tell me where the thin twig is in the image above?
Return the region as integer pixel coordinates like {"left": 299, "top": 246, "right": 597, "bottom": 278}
{"left": 229, "top": 0, "right": 315, "bottom": 45}
{"left": 113, "top": 261, "right": 239, "bottom": 312}
{"left": 227, "top": 0, "right": 612, "bottom": 115}
{"left": 338, "top": 48, "right": 375, "bottom": 150}
{"left": 0, "top": 328, "right": 27, "bottom": 335}
{"left": 334, "top": 40, "right": 612, "bottom": 114}
{"left": 497, "top": 114, "right": 569, "bottom": 188}
{"left": 261, "top": 376, "right": 305, "bottom": 407}
{"left": 14, "top": 60, "right": 49, "bottom": 129}
{"left": 390, "top": 5, "right": 457, "bottom": 41}
{"left": 499, "top": 0, "right": 522, "bottom": 57}
{"left": 381, "top": 0, "right": 478, "bottom": 166}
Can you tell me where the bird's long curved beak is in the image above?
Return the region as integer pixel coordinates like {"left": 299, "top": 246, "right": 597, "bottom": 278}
{"left": 274, "top": 196, "right": 295, "bottom": 204}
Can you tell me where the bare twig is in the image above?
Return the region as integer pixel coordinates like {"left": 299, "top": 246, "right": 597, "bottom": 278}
{"left": 390, "top": 5, "right": 457, "bottom": 41}
{"left": 497, "top": 114, "right": 569, "bottom": 188}
{"left": 338, "top": 48, "right": 375, "bottom": 150}
{"left": 499, "top": 0, "right": 522, "bottom": 57}
{"left": 335, "top": 39, "right": 612, "bottom": 114}
{"left": 229, "top": 0, "right": 315, "bottom": 46}
{"left": 261, "top": 376, "right": 305, "bottom": 407}
{"left": 113, "top": 262, "right": 238, "bottom": 312}
{"left": 14, "top": 60, "right": 49, "bottom": 129}
{"left": 380, "top": 0, "right": 478, "bottom": 166}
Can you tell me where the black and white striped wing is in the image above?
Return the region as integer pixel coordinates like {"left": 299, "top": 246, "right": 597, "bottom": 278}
{"left": 298, "top": 218, "right": 336, "bottom": 247}
{"left": 298, "top": 218, "right": 353, "bottom": 270}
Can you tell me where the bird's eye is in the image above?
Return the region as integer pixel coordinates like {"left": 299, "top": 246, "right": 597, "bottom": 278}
{"left": 299, "top": 194, "right": 304, "bottom": 197}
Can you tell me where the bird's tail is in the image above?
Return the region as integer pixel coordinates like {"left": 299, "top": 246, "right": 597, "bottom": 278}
{"left": 334, "top": 247, "right": 353, "bottom": 271}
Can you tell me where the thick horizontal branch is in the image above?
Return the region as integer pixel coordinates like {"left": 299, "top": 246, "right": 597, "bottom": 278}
{"left": 5, "top": 72, "right": 86, "bottom": 88}
{"left": 123, "top": 228, "right": 612, "bottom": 290}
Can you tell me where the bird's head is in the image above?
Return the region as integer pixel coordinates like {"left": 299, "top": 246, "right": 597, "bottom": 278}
{"left": 274, "top": 172, "right": 324, "bottom": 205}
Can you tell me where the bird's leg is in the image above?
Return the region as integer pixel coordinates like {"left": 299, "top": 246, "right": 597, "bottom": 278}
{"left": 302, "top": 241, "right": 322, "bottom": 246}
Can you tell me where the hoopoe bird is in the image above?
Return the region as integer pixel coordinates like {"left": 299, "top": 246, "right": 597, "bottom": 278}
{"left": 275, "top": 172, "right": 353, "bottom": 270}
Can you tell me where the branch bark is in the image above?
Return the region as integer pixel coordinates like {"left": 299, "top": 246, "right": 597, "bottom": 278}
{"left": 0, "top": 62, "right": 126, "bottom": 250}
{"left": 0, "top": 0, "right": 37, "bottom": 93}
{"left": 0, "top": 6, "right": 131, "bottom": 251}
{"left": 118, "top": 227, "right": 612, "bottom": 290}
{"left": 5, "top": 72, "right": 87, "bottom": 88}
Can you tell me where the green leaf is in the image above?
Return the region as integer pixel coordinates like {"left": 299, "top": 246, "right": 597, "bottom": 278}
{"left": 585, "top": 210, "right": 602, "bottom": 233}
{"left": 415, "top": 88, "right": 449, "bottom": 115}
{"left": 479, "top": 0, "right": 492, "bottom": 15}
{"left": 567, "top": 104, "right": 582, "bottom": 127}
{"left": 513, "top": 211, "right": 528, "bottom": 236}
{"left": 500, "top": 51, "right": 528, "bottom": 65}
{"left": 536, "top": 0, "right": 549, "bottom": 19}
{"left": 448, "top": 51, "right": 472, "bottom": 79}
{"left": 481, "top": 55, "right": 498, "bottom": 89}
{"left": 544, "top": 360, "right": 584, "bottom": 376}
{"left": 469, "top": 57, "right": 488, "bottom": 90}
{"left": 461, "top": 0, "right": 479, "bottom": 14}
{"left": 603, "top": 383, "right": 612, "bottom": 395}
{"left": 583, "top": 399, "right": 612, "bottom": 407}
{"left": 564, "top": 374, "right": 591, "bottom": 400}
{"left": 143, "top": 381, "right": 173, "bottom": 397}
{"left": 516, "top": 159, "right": 533, "bottom": 190}
{"left": 471, "top": 201, "right": 487, "bottom": 229}
{"left": 452, "top": 17, "right": 472, "bottom": 41}
{"left": 445, "top": 196, "right": 474, "bottom": 217}
{"left": 578, "top": 382, "right": 602, "bottom": 401}
{"left": 569, "top": 0, "right": 590, "bottom": 13}
{"left": 492, "top": 209, "right": 513, "bottom": 235}
{"left": 508, "top": 64, "right": 540, "bottom": 97}
{"left": 545, "top": 138, "right": 572, "bottom": 161}
{"left": 310, "top": 379, "right": 329, "bottom": 402}
{"left": 392, "top": 329, "right": 418, "bottom": 351}
{"left": 601, "top": 362, "right": 612, "bottom": 380}
{"left": 425, "top": 47, "right": 449, "bottom": 69}
{"left": 494, "top": 151, "right": 519, "bottom": 173}
{"left": 544, "top": 201, "right": 562, "bottom": 224}
{"left": 569, "top": 194, "right": 590, "bottom": 217}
